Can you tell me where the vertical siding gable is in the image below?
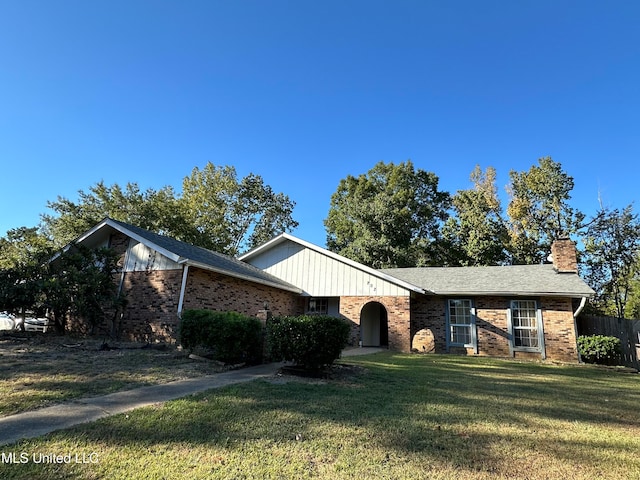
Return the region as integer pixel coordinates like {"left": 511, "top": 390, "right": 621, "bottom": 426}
{"left": 246, "top": 239, "right": 410, "bottom": 297}
{"left": 124, "top": 241, "right": 181, "bottom": 272}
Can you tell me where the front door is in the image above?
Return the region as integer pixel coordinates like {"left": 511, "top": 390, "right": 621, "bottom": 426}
{"left": 360, "top": 302, "right": 388, "bottom": 347}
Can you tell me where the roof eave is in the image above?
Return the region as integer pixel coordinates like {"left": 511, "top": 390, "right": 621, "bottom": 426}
{"left": 50, "top": 218, "right": 125, "bottom": 263}
{"left": 428, "top": 290, "right": 594, "bottom": 298}
{"left": 103, "top": 219, "right": 181, "bottom": 262}
{"left": 238, "top": 234, "right": 287, "bottom": 261}
{"left": 182, "top": 259, "right": 303, "bottom": 295}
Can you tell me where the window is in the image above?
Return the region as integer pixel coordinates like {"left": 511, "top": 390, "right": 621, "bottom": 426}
{"left": 307, "top": 298, "right": 328, "bottom": 314}
{"left": 447, "top": 299, "right": 476, "bottom": 350}
{"left": 509, "top": 300, "right": 543, "bottom": 352}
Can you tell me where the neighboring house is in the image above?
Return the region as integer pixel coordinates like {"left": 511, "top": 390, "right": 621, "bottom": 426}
{"left": 69, "top": 219, "right": 594, "bottom": 363}
{"left": 67, "top": 218, "right": 303, "bottom": 341}
{"left": 240, "top": 233, "right": 595, "bottom": 363}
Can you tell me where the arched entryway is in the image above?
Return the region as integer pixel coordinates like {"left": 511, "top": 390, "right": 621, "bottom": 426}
{"left": 360, "top": 301, "right": 389, "bottom": 347}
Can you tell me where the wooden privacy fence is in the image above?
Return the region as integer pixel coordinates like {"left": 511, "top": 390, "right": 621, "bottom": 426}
{"left": 577, "top": 315, "right": 640, "bottom": 369}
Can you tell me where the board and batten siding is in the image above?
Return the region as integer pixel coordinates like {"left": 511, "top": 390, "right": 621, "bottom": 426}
{"left": 123, "top": 240, "right": 181, "bottom": 272}
{"left": 246, "top": 239, "right": 411, "bottom": 297}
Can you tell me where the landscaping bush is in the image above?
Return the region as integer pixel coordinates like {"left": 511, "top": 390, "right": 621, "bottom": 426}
{"left": 267, "top": 315, "right": 351, "bottom": 370}
{"left": 577, "top": 335, "right": 622, "bottom": 365}
{"left": 179, "top": 310, "right": 263, "bottom": 364}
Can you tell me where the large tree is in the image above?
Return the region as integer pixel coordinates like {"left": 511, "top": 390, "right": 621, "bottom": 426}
{"left": 507, "top": 157, "right": 584, "bottom": 264}
{"left": 41, "top": 162, "right": 298, "bottom": 255}
{"left": 0, "top": 238, "right": 122, "bottom": 334}
{"left": 442, "top": 165, "right": 509, "bottom": 266}
{"left": 12, "top": 244, "right": 121, "bottom": 335}
{"left": 625, "top": 262, "right": 640, "bottom": 319}
{"left": 582, "top": 204, "right": 640, "bottom": 318}
{"left": 324, "top": 160, "right": 451, "bottom": 268}
{"left": 0, "top": 226, "right": 52, "bottom": 270}
{"left": 181, "top": 164, "right": 298, "bottom": 255}
{"left": 0, "top": 227, "right": 53, "bottom": 325}
{"left": 42, "top": 182, "right": 183, "bottom": 248}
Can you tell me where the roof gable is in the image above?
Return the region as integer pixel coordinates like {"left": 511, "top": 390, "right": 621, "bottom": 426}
{"left": 74, "top": 218, "right": 302, "bottom": 294}
{"left": 239, "top": 233, "right": 425, "bottom": 296}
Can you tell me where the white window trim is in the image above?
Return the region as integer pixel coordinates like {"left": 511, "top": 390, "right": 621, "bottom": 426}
{"left": 507, "top": 299, "right": 546, "bottom": 359}
{"left": 445, "top": 299, "right": 478, "bottom": 354}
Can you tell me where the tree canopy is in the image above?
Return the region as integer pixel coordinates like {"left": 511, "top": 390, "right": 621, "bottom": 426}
{"left": 506, "top": 157, "right": 585, "bottom": 264}
{"left": 442, "top": 165, "right": 509, "bottom": 266}
{"left": 0, "top": 238, "right": 122, "bottom": 335}
{"left": 42, "top": 182, "right": 182, "bottom": 249}
{"left": 0, "top": 226, "right": 52, "bottom": 270}
{"left": 324, "top": 160, "right": 451, "bottom": 268}
{"left": 180, "top": 164, "right": 298, "bottom": 255}
{"left": 41, "top": 162, "right": 298, "bottom": 256}
{"left": 581, "top": 205, "right": 640, "bottom": 318}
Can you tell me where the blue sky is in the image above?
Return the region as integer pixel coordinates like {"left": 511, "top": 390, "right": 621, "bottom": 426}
{"left": 1, "top": 1, "right": 638, "bottom": 248}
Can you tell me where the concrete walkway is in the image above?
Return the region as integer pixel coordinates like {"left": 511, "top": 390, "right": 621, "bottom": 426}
{"left": 0, "top": 362, "right": 281, "bottom": 446}
{"left": 340, "top": 347, "right": 387, "bottom": 357}
{"left": 0, "top": 348, "right": 386, "bottom": 446}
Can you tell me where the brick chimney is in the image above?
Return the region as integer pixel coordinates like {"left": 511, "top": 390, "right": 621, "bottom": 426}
{"left": 550, "top": 237, "right": 578, "bottom": 273}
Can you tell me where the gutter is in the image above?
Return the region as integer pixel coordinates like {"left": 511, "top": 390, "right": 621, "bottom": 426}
{"left": 573, "top": 296, "right": 587, "bottom": 319}
{"left": 425, "top": 290, "right": 593, "bottom": 298}
{"left": 177, "top": 264, "right": 190, "bottom": 318}
{"left": 573, "top": 296, "right": 588, "bottom": 364}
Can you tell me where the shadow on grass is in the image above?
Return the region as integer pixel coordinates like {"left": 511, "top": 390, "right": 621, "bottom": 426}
{"left": 7, "top": 353, "right": 640, "bottom": 478}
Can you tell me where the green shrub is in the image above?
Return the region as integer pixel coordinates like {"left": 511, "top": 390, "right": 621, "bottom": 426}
{"left": 577, "top": 335, "right": 622, "bottom": 365}
{"left": 267, "top": 315, "right": 351, "bottom": 370}
{"left": 179, "top": 310, "right": 263, "bottom": 364}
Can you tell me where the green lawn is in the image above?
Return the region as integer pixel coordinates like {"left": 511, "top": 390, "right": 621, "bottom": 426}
{"left": 0, "top": 337, "right": 220, "bottom": 417}
{"left": 2, "top": 353, "right": 639, "bottom": 479}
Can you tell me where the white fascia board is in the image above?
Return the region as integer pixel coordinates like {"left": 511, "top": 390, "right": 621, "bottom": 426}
{"left": 238, "top": 233, "right": 288, "bottom": 261}
{"left": 72, "top": 218, "right": 112, "bottom": 245}
{"left": 50, "top": 218, "right": 113, "bottom": 262}
{"left": 101, "top": 219, "right": 181, "bottom": 263}
{"left": 57, "top": 218, "right": 182, "bottom": 265}
{"left": 240, "top": 232, "right": 426, "bottom": 295}
{"left": 181, "top": 259, "right": 303, "bottom": 294}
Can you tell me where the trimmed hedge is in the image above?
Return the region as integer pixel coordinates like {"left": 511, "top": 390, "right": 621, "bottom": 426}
{"left": 267, "top": 315, "right": 351, "bottom": 370}
{"left": 178, "top": 310, "right": 263, "bottom": 364}
{"left": 577, "top": 335, "right": 622, "bottom": 365}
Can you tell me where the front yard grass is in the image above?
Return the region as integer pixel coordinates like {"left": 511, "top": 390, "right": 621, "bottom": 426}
{"left": 1, "top": 352, "right": 639, "bottom": 479}
{"left": 0, "top": 335, "right": 219, "bottom": 416}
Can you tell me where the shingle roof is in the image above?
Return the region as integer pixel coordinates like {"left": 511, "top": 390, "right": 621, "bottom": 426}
{"left": 95, "top": 219, "right": 303, "bottom": 294}
{"left": 381, "top": 264, "right": 595, "bottom": 298}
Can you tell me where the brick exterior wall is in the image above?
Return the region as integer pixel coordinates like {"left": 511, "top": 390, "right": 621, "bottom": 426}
{"left": 182, "top": 268, "right": 301, "bottom": 320}
{"left": 410, "top": 295, "right": 447, "bottom": 353}
{"left": 118, "top": 269, "right": 183, "bottom": 341}
{"left": 73, "top": 230, "right": 580, "bottom": 362}
{"left": 539, "top": 296, "right": 579, "bottom": 362}
{"left": 409, "top": 294, "right": 579, "bottom": 362}
{"left": 339, "top": 295, "right": 412, "bottom": 352}
{"left": 112, "top": 266, "right": 302, "bottom": 343}
{"left": 475, "top": 296, "right": 512, "bottom": 357}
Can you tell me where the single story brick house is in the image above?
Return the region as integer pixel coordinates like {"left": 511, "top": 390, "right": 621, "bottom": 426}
{"left": 70, "top": 218, "right": 594, "bottom": 362}
{"left": 239, "top": 233, "right": 595, "bottom": 363}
